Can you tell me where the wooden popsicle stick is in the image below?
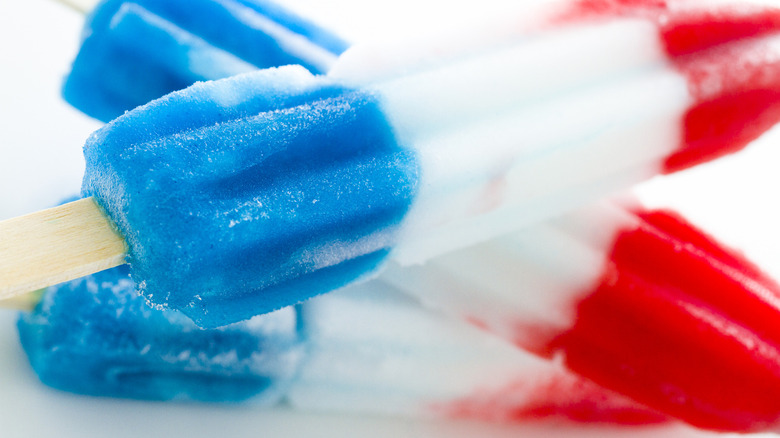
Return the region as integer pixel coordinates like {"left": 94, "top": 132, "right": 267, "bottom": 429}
{"left": 1, "top": 290, "right": 45, "bottom": 312}
{"left": 53, "top": 0, "right": 99, "bottom": 14}
{"left": 0, "top": 197, "right": 127, "bottom": 300}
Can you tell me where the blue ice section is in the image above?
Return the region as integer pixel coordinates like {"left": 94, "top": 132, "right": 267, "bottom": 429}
{"left": 63, "top": 0, "right": 350, "bottom": 122}
{"left": 17, "top": 266, "right": 304, "bottom": 402}
{"left": 82, "top": 68, "right": 420, "bottom": 328}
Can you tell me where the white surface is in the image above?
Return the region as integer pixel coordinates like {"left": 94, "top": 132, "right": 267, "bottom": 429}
{"left": 3, "top": 0, "right": 780, "bottom": 436}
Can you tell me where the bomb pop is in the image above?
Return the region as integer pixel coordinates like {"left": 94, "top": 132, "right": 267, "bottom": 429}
{"left": 381, "top": 201, "right": 780, "bottom": 432}
{"left": 7, "top": 0, "right": 776, "bottom": 431}
{"left": 72, "top": 0, "right": 780, "bottom": 329}
{"left": 62, "top": 0, "right": 349, "bottom": 121}
{"left": 17, "top": 264, "right": 666, "bottom": 424}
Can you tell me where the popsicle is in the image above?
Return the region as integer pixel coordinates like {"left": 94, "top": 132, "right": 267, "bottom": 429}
{"left": 4, "top": 0, "right": 778, "bottom": 431}
{"left": 17, "top": 264, "right": 666, "bottom": 425}
{"left": 381, "top": 201, "right": 780, "bottom": 432}
{"left": 61, "top": 0, "right": 349, "bottom": 121}
{"left": 6, "top": 0, "right": 780, "bottom": 323}
{"left": 69, "top": 0, "right": 780, "bottom": 329}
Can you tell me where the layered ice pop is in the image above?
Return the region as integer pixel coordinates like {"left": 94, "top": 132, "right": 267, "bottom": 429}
{"left": 5, "top": 0, "right": 778, "bottom": 433}
{"left": 74, "top": 0, "right": 780, "bottom": 328}
{"left": 62, "top": 0, "right": 349, "bottom": 121}
{"left": 17, "top": 265, "right": 666, "bottom": 425}
{"left": 382, "top": 201, "right": 780, "bottom": 431}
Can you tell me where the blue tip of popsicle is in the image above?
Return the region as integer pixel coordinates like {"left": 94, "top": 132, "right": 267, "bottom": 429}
{"left": 82, "top": 67, "right": 419, "bottom": 328}
{"left": 63, "top": 0, "right": 350, "bottom": 121}
{"left": 17, "top": 265, "right": 304, "bottom": 402}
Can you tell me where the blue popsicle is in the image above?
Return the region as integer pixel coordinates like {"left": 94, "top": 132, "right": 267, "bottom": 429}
{"left": 83, "top": 67, "right": 419, "bottom": 326}
{"left": 17, "top": 264, "right": 303, "bottom": 402}
{"left": 63, "top": 0, "right": 349, "bottom": 121}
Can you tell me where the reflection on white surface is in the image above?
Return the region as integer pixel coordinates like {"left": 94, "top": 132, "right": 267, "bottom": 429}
{"left": 4, "top": 0, "right": 780, "bottom": 436}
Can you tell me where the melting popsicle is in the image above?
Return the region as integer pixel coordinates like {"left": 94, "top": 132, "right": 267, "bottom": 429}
{"left": 16, "top": 265, "right": 666, "bottom": 425}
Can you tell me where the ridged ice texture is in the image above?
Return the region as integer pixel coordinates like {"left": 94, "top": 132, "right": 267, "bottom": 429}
{"left": 17, "top": 265, "right": 302, "bottom": 402}
{"left": 82, "top": 66, "right": 419, "bottom": 327}
{"left": 384, "top": 203, "right": 780, "bottom": 431}
{"left": 63, "top": 0, "right": 349, "bottom": 121}
{"left": 545, "top": 209, "right": 780, "bottom": 431}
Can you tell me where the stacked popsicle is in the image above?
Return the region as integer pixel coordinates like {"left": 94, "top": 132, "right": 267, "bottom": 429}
{"left": 6, "top": 0, "right": 780, "bottom": 434}
{"left": 18, "top": 264, "right": 667, "bottom": 425}
{"left": 385, "top": 201, "right": 780, "bottom": 431}
{"left": 77, "top": 0, "right": 780, "bottom": 328}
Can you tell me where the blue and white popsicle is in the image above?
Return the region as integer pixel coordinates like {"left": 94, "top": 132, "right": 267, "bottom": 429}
{"left": 81, "top": 1, "right": 780, "bottom": 327}
{"left": 63, "top": 0, "right": 349, "bottom": 121}
{"left": 17, "top": 265, "right": 665, "bottom": 424}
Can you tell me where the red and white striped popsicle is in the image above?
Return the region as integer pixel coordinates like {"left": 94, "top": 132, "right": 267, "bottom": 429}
{"left": 329, "top": 0, "right": 780, "bottom": 265}
{"left": 289, "top": 282, "right": 670, "bottom": 425}
{"left": 383, "top": 199, "right": 780, "bottom": 432}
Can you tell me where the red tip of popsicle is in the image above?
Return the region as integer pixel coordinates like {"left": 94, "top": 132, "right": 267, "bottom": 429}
{"left": 541, "top": 210, "right": 780, "bottom": 431}
{"left": 435, "top": 373, "right": 669, "bottom": 425}
{"left": 666, "top": 37, "right": 780, "bottom": 172}
{"left": 667, "top": 87, "right": 780, "bottom": 172}
{"left": 555, "top": 0, "right": 780, "bottom": 173}
{"left": 559, "top": 0, "right": 780, "bottom": 56}
{"left": 662, "top": 9, "right": 780, "bottom": 56}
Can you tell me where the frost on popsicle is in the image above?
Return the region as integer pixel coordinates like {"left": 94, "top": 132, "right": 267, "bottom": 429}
{"left": 18, "top": 265, "right": 302, "bottom": 402}
{"left": 82, "top": 66, "right": 420, "bottom": 327}
{"left": 64, "top": 0, "right": 349, "bottom": 121}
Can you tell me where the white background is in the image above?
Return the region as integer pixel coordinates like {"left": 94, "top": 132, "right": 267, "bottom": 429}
{"left": 2, "top": 0, "right": 780, "bottom": 436}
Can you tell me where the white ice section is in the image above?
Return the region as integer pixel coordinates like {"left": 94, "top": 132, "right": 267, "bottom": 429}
{"left": 345, "top": 18, "right": 689, "bottom": 263}
{"left": 381, "top": 202, "right": 639, "bottom": 349}
{"left": 549, "top": 201, "right": 645, "bottom": 250}
{"left": 288, "top": 283, "right": 570, "bottom": 417}
{"left": 110, "top": 3, "right": 258, "bottom": 80}
{"left": 221, "top": 0, "right": 339, "bottom": 73}
{"left": 371, "top": 20, "right": 668, "bottom": 142}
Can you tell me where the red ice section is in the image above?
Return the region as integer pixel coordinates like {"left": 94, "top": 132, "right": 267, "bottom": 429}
{"left": 434, "top": 373, "right": 668, "bottom": 425}
{"left": 555, "top": 0, "right": 780, "bottom": 173}
{"left": 541, "top": 210, "right": 780, "bottom": 432}
{"left": 559, "top": 1, "right": 780, "bottom": 55}
{"left": 668, "top": 43, "right": 780, "bottom": 172}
